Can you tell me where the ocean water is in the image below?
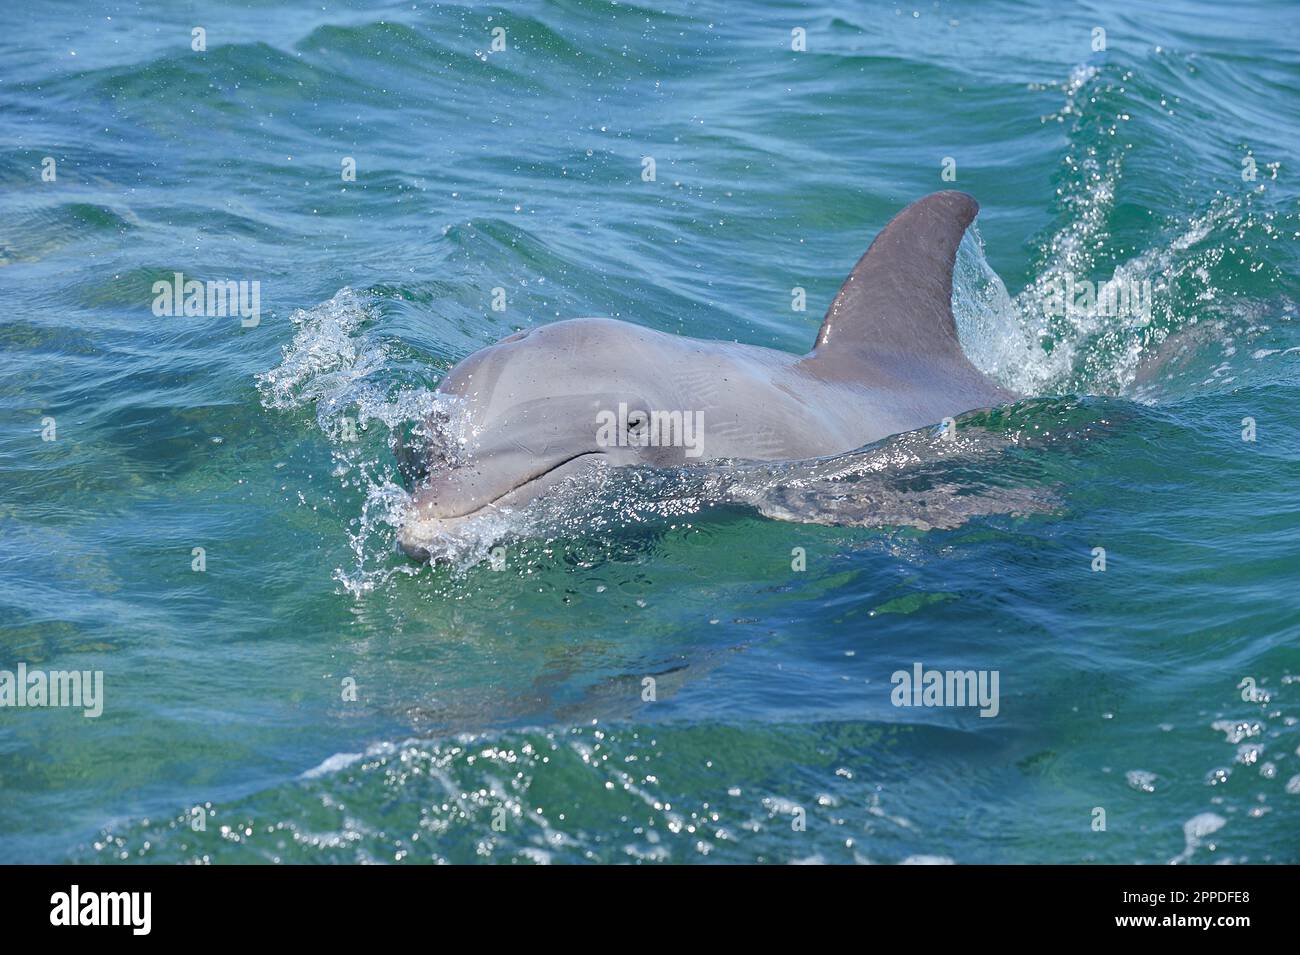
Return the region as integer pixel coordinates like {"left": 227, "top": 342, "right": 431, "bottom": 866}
{"left": 1, "top": 0, "right": 1298, "bottom": 864}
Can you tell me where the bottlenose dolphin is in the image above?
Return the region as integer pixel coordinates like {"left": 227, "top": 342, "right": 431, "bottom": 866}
{"left": 398, "top": 190, "right": 1016, "bottom": 559}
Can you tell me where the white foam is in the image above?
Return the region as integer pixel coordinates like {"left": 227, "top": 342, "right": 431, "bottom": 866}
{"left": 300, "top": 751, "right": 364, "bottom": 780}
{"left": 1171, "top": 811, "right": 1227, "bottom": 863}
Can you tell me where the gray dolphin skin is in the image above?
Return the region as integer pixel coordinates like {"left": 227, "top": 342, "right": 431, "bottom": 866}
{"left": 398, "top": 190, "right": 1017, "bottom": 559}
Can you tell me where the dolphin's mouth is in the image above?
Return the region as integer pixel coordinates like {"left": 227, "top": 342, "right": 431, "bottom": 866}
{"left": 397, "top": 451, "right": 605, "bottom": 561}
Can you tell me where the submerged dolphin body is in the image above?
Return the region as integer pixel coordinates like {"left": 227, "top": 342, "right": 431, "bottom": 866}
{"left": 398, "top": 190, "right": 1016, "bottom": 559}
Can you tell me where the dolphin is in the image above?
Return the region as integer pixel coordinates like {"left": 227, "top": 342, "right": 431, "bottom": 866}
{"left": 397, "top": 190, "right": 1017, "bottom": 559}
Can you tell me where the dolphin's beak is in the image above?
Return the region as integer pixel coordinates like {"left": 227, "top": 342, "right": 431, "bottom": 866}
{"left": 397, "top": 449, "right": 605, "bottom": 561}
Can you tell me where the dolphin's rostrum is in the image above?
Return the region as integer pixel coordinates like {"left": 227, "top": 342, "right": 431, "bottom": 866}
{"left": 398, "top": 191, "right": 1016, "bottom": 559}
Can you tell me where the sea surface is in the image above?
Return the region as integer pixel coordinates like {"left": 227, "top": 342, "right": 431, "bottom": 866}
{"left": 1, "top": 0, "right": 1298, "bottom": 863}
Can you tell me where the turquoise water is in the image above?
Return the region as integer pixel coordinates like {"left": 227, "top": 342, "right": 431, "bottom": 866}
{"left": 2, "top": 0, "right": 1298, "bottom": 863}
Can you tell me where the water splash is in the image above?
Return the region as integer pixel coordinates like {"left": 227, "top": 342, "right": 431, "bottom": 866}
{"left": 954, "top": 59, "right": 1295, "bottom": 400}
{"left": 952, "top": 224, "right": 1042, "bottom": 393}
{"left": 256, "top": 289, "right": 445, "bottom": 593}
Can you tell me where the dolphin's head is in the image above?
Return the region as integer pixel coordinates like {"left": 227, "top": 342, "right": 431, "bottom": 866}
{"left": 397, "top": 319, "right": 689, "bottom": 561}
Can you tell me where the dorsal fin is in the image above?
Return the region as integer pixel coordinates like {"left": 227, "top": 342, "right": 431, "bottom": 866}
{"left": 812, "top": 190, "right": 980, "bottom": 375}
